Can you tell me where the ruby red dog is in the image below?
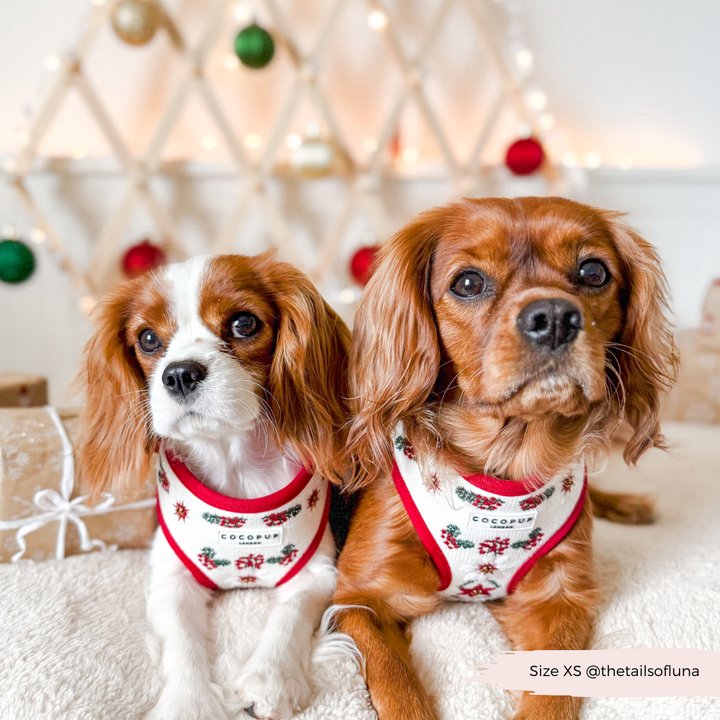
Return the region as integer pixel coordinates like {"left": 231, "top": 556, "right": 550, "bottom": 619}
{"left": 334, "top": 197, "right": 678, "bottom": 720}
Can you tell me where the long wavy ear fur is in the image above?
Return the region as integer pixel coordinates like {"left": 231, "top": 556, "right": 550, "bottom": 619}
{"left": 76, "top": 282, "right": 153, "bottom": 496}
{"left": 603, "top": 213, "right": 679, "bottom": 464}
{"left": 345, "top": 209, "right": 447, "bottom": 490}
{"left": 259, "top": 259, "right": 351, "bottom": 483}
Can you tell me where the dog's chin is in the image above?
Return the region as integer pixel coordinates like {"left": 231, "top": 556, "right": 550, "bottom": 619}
{"left": 154, "top": 406, "right": 260, "bottom": 442}
{"left": 474, "top": 370, "right": 598, "bottom": 418}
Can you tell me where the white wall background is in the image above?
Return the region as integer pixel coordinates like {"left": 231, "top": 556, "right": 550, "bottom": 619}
{"left": 1, "top": 0, "right": 720, "bottom": 404}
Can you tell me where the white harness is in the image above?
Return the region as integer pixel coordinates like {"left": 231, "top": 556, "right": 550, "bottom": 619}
{"left": 156, "top": 444, "right": 330, "bottom": 590}
{"left": 391, "top": 428, "right": 586, "bottom": 601}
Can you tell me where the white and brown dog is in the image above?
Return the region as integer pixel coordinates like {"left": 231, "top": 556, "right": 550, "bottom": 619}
{"left": 77, "top": 254, "right": 351, "bottom": 720}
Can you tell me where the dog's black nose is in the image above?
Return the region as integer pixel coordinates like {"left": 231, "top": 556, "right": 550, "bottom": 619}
{"left": 162, "top": 361, "right": 207, "bottom": 401}
{"left": 516, "top": 298, "right": 583, "bottom": 351}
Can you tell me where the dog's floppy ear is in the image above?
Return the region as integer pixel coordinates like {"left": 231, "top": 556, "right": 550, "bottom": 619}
{"left": 603, "top": 213, "right": 679, "bottom": 464}
{"left": 260, "top": 260, "right": 351, "bottom": 484}
{"left": 76, "top": 282, "right": 153, "bottom": 496}
{"left": 345, "top": 210, "right": 445, "bottom": 490}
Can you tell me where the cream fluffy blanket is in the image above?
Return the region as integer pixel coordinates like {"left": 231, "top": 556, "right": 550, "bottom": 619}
{"left": 1, "top": 422, "right": 719, "bottom": 720}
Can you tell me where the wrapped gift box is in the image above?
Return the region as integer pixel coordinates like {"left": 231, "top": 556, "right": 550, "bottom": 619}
{"left": 699, "top": 279, "right": 720, "bottom": 351}
{"left": 0, "top": 372, "right": 48, "bottom": 407}
{"left": 0, "top": 407, "right": 156, "bottom": 562}
{"left": 661, "top": 281, "right": 720, "bottom": 425}
{"left": 662, "top": 329, "right": 720, "bottom": 424}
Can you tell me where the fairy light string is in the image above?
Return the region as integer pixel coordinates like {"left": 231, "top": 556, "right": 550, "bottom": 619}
{"left": 3, "top": 0, "right": 578, "bottom": 312}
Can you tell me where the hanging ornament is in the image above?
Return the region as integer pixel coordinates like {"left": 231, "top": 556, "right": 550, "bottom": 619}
{"left": 0, "top": 238, "right": 36, "bottom": 284}
{"left": 389, "top": 129, "right": 402, "bottom": 161}
{"left": 112, "top": 0, "right": 164, "bottom": 47}
{"left": 349, "top": 245, "right": 381, "bottom": 287}
{"left": 234, "top": 23, "right": 275, "bottom": 69}
{"left": 121, "top": 240, "right": 167, "bottom": 279}
{"left": 505, "top": 137, "right": 545, "bottom": 176}
{"left": 290, "top": 135, "right": 335, "bottom": 178}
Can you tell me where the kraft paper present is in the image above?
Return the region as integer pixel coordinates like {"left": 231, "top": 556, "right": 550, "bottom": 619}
{"left": 661, "top": 330, "right": 720, "bottom": 425}
{"left": 0, "top": 372, "right": 48, "bottom": 408}
{"left": 699, "top": 279, "right": 720, "bottom": 351}
{"left": 0, "top": 407, "right": 156, "bottom": 563}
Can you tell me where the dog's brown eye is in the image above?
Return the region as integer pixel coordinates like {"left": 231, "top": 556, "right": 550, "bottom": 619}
{"left": 578, "top": 260, "right": 610, "bottom": 287}
{"left": 138, "top": 329, "right": 162, "bottom": 354}
{"left": 230, "top": 312, "right": 261, "bottom": 338}
{"left": 451, "top": 271, "right": 486, "bottom": 298}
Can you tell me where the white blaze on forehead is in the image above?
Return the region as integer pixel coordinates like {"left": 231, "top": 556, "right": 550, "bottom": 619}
{"left": 163, "top": 255, "right": 215, "bottom": 359}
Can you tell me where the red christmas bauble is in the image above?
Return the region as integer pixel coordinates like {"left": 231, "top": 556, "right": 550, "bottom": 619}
{"left": 350, "top": 245, "right": 381, "bottom": 286}
{"left": 121, "top": 240, "right": 167, "bottom": 279}
{"left": 505, "top": 137, "right": 544, "bottom": 176}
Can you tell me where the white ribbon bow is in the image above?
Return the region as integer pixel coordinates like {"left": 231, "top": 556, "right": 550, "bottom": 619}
{"left": 0, "top": 406, "right": 155, "bottom": 562}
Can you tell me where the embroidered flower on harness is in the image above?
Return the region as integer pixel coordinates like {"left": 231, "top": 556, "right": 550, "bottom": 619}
{"left": 477, "top": 562, "right": 497, "bottom": 575}
{"left": 455, "top": 486, "right": 504, "bottom": 511}
{"left": 239, "top": 576, "right": 257, "bottom": 584}
{"left": 562, "top": 475, "right": 575, "bottom": 493}
{"left": 198, "top": 547, "right": 231, "bottom": 569}
{"left": 440, "top": 524, "right": 475, "bottom": 550}
{"left": 424, "top": 473, "right": 441, "bottom": 494}
{"left": 456, "top": 579, "right": 499, "bottom": 598}
{"left": 201, "top": 512, "right": 246, "bottom": 528}
{"left": 174, "top": 501, "right": 189, "bottom": 522}
{"left": 307, "top": 489, "right": 320, "bottom": 510}
{"left": 477, "top": 537, "right": 510, "bottom": 556}
{"left": 519, "top": 486, "right": 554, "bottom": 511}
{"left": 511, "top": 527, "right": 544, "bottom": 551}
{"left": 267, "top": 544, "right": 298, "bottom": 566}
{"left": 236, "top": 553, "right": 264, "bottom": 570}
{"left": 262, "top": 504, "right": 301, "bottom": 527}
{"left": 394, "top": 436, "right": 416, "bottom": 461}
{"left": 158, "top": 462, "right": 170, "bottom": 493}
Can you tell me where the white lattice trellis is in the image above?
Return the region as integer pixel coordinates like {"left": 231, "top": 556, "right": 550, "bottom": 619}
{"left": 5, "top": 0, "right": 569, "bottom": 309}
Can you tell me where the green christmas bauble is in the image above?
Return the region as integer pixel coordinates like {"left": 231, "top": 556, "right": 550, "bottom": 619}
{"left": 234, "top": 24, "right": 275, "bottom": 69}
{"left": 0, "top": 239, "right": 35, "bottom": 284}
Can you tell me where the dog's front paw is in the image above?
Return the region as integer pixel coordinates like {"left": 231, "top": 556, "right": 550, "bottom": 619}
{"left": 234, "top": 659, "right": 312, "bottom": 720}
{"left": 144, "top": 683, "right": 230, "bottom": 720}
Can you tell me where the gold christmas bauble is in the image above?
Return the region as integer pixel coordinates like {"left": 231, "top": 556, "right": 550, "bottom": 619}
{"left": 112, "top": 0, "right": 163, "bottom": 46}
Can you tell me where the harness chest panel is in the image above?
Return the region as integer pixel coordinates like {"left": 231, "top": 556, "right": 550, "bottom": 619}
{"left": 156, "top": 445, "right": 330, "bottom": 590}
{"left": 391, "top": 430, "right": 586, "bottom": 601}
